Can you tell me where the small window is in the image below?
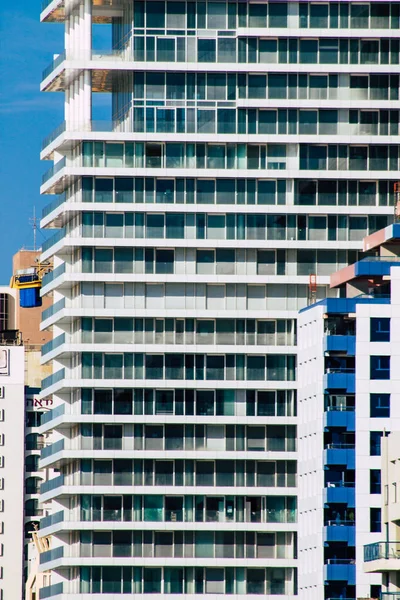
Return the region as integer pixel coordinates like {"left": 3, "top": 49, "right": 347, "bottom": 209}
{"left": 370, "top": 585, "right": 381, "bottom": 600}
{"left": 370, "top": 431, "right": 384, "bottom": 456}
{"left": 370, "top": 355, "right": 390, "bottom": 380}
{"left": 370, "top": 394, "right": 390, "bottom": 418}
{"left": 370, "top": 317, "right": 390, "bottom": 342}
{"left": 370, "top": 507, "right": 381, "bottom": 533}
{"left": 370, "top": 469, "right": 381, "bottom": 494}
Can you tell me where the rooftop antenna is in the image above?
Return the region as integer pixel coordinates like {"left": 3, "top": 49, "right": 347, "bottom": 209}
{"left": 29, "top": 207, "right": 39, "bottom": 252}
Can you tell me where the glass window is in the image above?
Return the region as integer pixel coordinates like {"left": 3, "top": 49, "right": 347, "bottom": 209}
{"left": 370, "top": 393, "right": 390, "bottom": 418}
{"left": 370, "top": 317, "right": 390, "bottom": 342}
{"left": 198, "top": 39, "right": 216, "bottom": 62}
{"left": 370, "top": 431, "right": 384, "bottom": 456}
{"left": 268, "top": 2, "right": 287, "bottom": 27}
{"left": 94, "top": 249, "right": 113, "bottom": 273}
{"left": 207, "top": 2, "right": 226, "bottom": 28}
{"left": 147, "top": 2, "right": 165, "bottom": 27}
{"left": 299, "top": 39, "right": 318, "bottom": 64}
{"left": 370, "top": 355, "right": 390, "bottom": 380}
{"left": 370, "top": 508, "right": 381, "bottom": 533}
{"left": 370, "top": 469, "right": 381, "bottom": 494}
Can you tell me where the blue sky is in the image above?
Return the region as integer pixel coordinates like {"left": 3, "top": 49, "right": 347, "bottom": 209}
{"left": 0, "top": 2, "right": 65, "bottom": 282}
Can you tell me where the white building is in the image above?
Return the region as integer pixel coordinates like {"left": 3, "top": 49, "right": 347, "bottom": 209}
{"left": 38, "top": 1, "right": 398, "bottom": 599}
{"left": 0, "top": 345, "right": 26, "bottom": 599}
{"left": 298, "top": 223, "right": 400, "bottom": 600}
{"left": 364, "top": 430, "right": 400, "bottom": 600}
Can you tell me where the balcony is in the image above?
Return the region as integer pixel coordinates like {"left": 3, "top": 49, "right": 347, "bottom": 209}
{"left": 41, "top": 333, "right": 66, "bottom": 358}
{"left": 41, "top": 262, "right": 65, "bottom": 289}
{"left": 42, "top": 193, "right": 66, "bottom": 220}
{"left": 324, "top": 559, "right": 355, "bottom": 584}
{"left": 42, "top": 157, "right": 66, "bottom": 186}
{"left": 355, "top": 255, "right": 400, "bottom": 278}
{"left": 40, "top": 474, "right": 64, "bottom": 495}
{"left": 41, "top": 439, "right": 65, "bottom": 460}
{"left": 42, "top": 229, "right": 65, "bottom": 254}
{"left": 324, "top": 369, "right": 355, "bottom": 393}
{"left": 364, "top": 541, "right": 400, "bottom": 573}
{"left": 324, "top": 485, "right": 355, "bottom": 507}
{"left": 324, "top": 335, "right": 355, "bottom": 355}
{"left": 42, "top": 123, "right": 66, "bottom": 151}
{"left": 382, "top": 594, "right": 400, "bottom": 600}
{"left": 41, "top": 51, "right": 66, "bottom": 89}
{"left": 40, "top": 510, "right": 64, "bottom": 530}
{"left": 324, "top": 445, "right": 355, "bottom": 469}
{"left": 40, "top": 546, "right": 64, "bottom": 565}
{"left": 41, "top": 298, "right": 65, "bottom": 323}
{"left": 324, "top": 409, "right": 355, "bottom": 431}
{"left": 41, "top": 403, "right": 65, "bottom": 427}
{"left": 324, "top": 522, "right": 355, "bottom": 545}
{"left": 41, "top": 368, "right": 65, "bottom": 392}
{"left": 39, "top": 583, "right": 63, "bottom": 599}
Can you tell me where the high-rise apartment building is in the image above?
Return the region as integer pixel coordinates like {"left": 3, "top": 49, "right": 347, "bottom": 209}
{"left": 297, "top": 223, "right": 400, "bottom": 600}
{"left": 38, "top": 1, "right": 397, "bottom": 598}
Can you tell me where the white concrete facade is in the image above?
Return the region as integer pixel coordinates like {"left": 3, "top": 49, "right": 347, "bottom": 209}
{"left": 298, "top": 265, "right": 400, "bottom": 600}
{"left": 0, "top": 346, "right": 25, "bottom": 599}
{"left": 39, "top": 1, "right": 399, "bottom": 599}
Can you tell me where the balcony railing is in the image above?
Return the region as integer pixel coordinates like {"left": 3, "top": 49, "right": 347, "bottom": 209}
{"left": 364, "top": 541, "right": 400, "bottom": 562}
{"left": 39, "top": 583, "right": 63, "bottom": 599}
{"left": 42, "top": 263, "right": 65, "bottom": 288}
{"left": 326, "top": 558, "right": 355, "bottom": 564}
{"left": 40, "top": 510, "right": 64, "bottom": 530}
{"left": 42, "top": 157, "right": 66, "bottom": 185}
{"left": 42, "top": 228, "right": 66, "bottom": 254}
{"left": 41, "top": 439, "right": 65, "bottom": 460}
{"left": 325, "top": 404, "right": 355, "bottom": 412}
{"left": 42, "top": 51, "right": 66, "bottom": 81}
{"left": 41, "top": 333, "right": 66, "bottom": 357}
{"left": 42, "top": 193, "right": 66, "bottom": 219}
{"left": 42, "top": 123, "right": 66, "bottom": 150}
{"left": 41, "top": 403, "right": 65, "bottom": 426}
{"left": 325, "top": 482, "right": 355, "bottom": 488}
{"left": 359, "top": 256, "right": 400, "bottom": 263}
{"left": 42, "top": 298, "right": 66, "bottom": 322}
{"left": 325, "top": 520, "right": 355, "bottom": 526}
{"left": 41, "top": 474, "right": 64, "bottom": 494}
{"left": 40, "top": 546, "right": 64, "bottom": 564}
{"left": 325, "top": 368, "right": 355, "bottom": 374}
{"left": 41, "top": 368, "right": 65, "bottom": 392}
{"left": 325, "top": 444, "right": 355, "bottom": 450}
